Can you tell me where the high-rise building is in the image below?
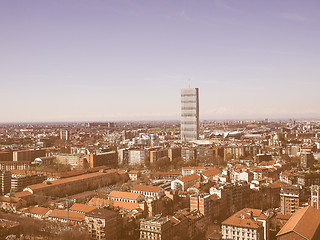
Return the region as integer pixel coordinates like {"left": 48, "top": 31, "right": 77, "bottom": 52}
{"left": 190, "top": 193, "right": 211, "bottom": 216}
{"left": 280, "top": 185, "right": 301, "bottom": 215}
{"left": 181, "top": 88, "right": 199, "bottom": 142}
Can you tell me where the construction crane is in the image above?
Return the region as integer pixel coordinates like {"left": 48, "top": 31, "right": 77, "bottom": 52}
{"left": 32, "top": 194, "right": 76, "bottom": 221}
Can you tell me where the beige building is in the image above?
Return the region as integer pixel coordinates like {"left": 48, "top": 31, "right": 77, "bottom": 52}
{"left": 140, "top": 216, "right": 173, "bottom": 240}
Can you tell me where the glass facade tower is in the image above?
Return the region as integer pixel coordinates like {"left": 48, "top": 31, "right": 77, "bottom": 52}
{"left": 181, "top": 88, "right": 199, "bottom": 142}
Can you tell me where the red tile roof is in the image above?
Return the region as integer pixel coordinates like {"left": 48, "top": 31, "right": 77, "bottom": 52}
{"left": 131, "top": 185, "right": 161, "bottom": 193}
{"left": 178, "top": 174, "right": 200, "bottom": 183}
{"left": 48, "top": 209, "right": 85, "bottom": 222}
{"left": 27, "top": 206, "right": 50, "bottom": 216}
{"left": 108, "top": 190, "right": 141, "bottom": 200}
{"left": 276, "top": 206, "right": 320, "bottom": 239}
{"left": 69, "top": 203, "right": 97, "bottom": 213}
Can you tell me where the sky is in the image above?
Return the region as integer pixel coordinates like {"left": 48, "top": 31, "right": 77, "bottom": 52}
{"left": 1, "top": 0, "right": 320, "bottom": 122}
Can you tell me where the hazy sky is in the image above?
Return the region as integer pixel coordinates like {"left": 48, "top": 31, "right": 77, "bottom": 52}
{"left": 1, "top": 0, "right": 320, "bottom": 122}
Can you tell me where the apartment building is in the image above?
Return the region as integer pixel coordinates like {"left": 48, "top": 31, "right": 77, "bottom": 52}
{"left": 140, "top": 216, "right": 173, "bottom": 240}
{"left": 85, "top": 208, "right": 121, "bottom": 240}
{"left": 86, "top": 151, "right": 117, "bottom": 168}
{"left": 222, "top": 208, "right": 265, "bottom": 240}
{"left": 190, "top": 193, "right": 211, "bottom": 216}
{"left": 280, "top": 185, "right": 301, "bottom": 215}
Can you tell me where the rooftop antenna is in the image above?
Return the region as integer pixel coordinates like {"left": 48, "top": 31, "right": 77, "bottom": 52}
{"left": 188, "top": 79, "right": 191, "bottom": 88}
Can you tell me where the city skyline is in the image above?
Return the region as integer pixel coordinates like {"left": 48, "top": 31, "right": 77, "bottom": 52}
{"left": 1, "top": 0, "right": 320, "bottom": 122}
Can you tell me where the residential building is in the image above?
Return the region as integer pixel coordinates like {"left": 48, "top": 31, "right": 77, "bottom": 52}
{"left": 140, "top": 216, "right": 173, "bottom": 240}
{"left": 128, "top": 149, "right": 147, "bottom": 166}
{"left": 181, "top": 148, "right": 196, "bottom": 161}
{"left": 150, "top": 149, "right": 168, "bottom": 164}
{"left": 11, "top": 173, "right": 45, "bottom": 193}
{"left": 0, "top": 171, "right": 11, "bottom": 195}
{"left": 300, "top": 152, "right": 314, "bottom": 169}
{"left": 280, "top": 185, "right": 301, "bottom": 215}
{"left": 168, "top": 147, "right": 181, "bottom": 161}
{"left": 181, "top": 88, "right": 199, "bottom": 142}
{"left": 85, "top": 208, "right": 122, "bottom": 240}
{"left": 190, "top": 193, "right": 211, "bottom": 216}
{"left": 222, "top": 208, "right": 265, "bottom": 240}
{"left": 311, "top": 185, "right": 320, "bottom": 210}
{"left": 86, "top": 151, "right": 117, "bottom": 168}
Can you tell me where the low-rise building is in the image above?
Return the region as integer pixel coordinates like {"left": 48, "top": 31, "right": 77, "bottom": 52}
{"left": 131, "top": 185, "right": 165, "bottom": 198}
{"left": 108, "top": 190, "right": 144, "bottom": 203}
{"left": 47, "top": 209, "right": 85, "bottom": 224}
{"left": 171, "top": 174, "right": 201, "bottom": 191}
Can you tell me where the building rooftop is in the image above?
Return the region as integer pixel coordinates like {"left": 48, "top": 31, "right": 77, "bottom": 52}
{"left": 276, "top": 206, "right": 320, "bottom": 239}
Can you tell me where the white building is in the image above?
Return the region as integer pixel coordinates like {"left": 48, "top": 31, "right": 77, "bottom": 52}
{"left": 181, "top": 88, "right": 199, "bottom": 142}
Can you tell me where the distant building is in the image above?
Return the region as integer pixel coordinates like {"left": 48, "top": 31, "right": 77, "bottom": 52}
{"left": 140, "top": 216, "right": 173, "bottom": 240}
{"left": 181, "top": 88, "right": 199, "bottom": 142}
{"left": 181, "top": 148, "right": 196, "bottom": 161}
{"left": 13, "top": 149, "right": 46, "bottom": 162}
{"left": 128, "top": 149, "right": 147, "bottom": 166}
{"left": 280, "top": 185, "right": 301, "bottom": 215}
{"left": 149, "top": 149, "right": 168, "bottom": 164}
{"left": 300, "top": 152, "right": 314, "bottom": 169}
{"left": 168, "top": 147, "right": 181, "bottom": 161}
{"left": 59, "top": 129, "right": 70, "bottom": 141}
{"left": 86, "top": 151, "right": 117, "bottom": 168}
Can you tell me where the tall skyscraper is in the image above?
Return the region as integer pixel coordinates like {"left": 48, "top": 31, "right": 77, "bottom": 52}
{"left": 181, "top": 88, "right": 199, "bottom": 142}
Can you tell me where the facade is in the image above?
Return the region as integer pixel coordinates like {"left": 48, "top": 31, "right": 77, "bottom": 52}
{"left": 181, "top": 148, "right": 196, "bottom": 161}
{"left": 311, "top": 185, "right": 320, "bottom": 210}
{"left": 85, "top": 208, "right": 121, "bottom": 240}
{"left": 222, "top": 209, "right": 265, "bottom": 240}
{"left": 12, "top": 149, "right": 46, "bottom": 162}
{"left": 140, "top": 216, "right": 173, "bottom": 240}
{"left": 0, "top": 161, "right": 30, "bottom": 171}
{"left": 128, "top": 149, "right": 147, "bottom": 166}
{"left": 0, "top": 171, "right": 11, "bottom": 195}
{"left": 181, "top": 88, "right": 199, "bottom": 142}
{"left": 59, "top": 129, "right": 70, "bottom": 141}
{"left": 86, "top": 151, "right": 117, "bottom": 168}
{"left": 280, "top": 185, "right": 301, "bottom": 215}
{"left": 11, "top": 174, "right": 46, "bottom": 193}
{"left": 149, "top": 149, "right": 168, "bottom": 164}
{"left": 171, "top": 174, "right": 201, "bottom": 191}
{"left": 300, "top": 152, "right": 314, "bottom": 169}
{"left": 168, "top": 147, "right": 181, "bottom": 161}
{"left": 190, "top": 193, "right": 211, "bottom": 216}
